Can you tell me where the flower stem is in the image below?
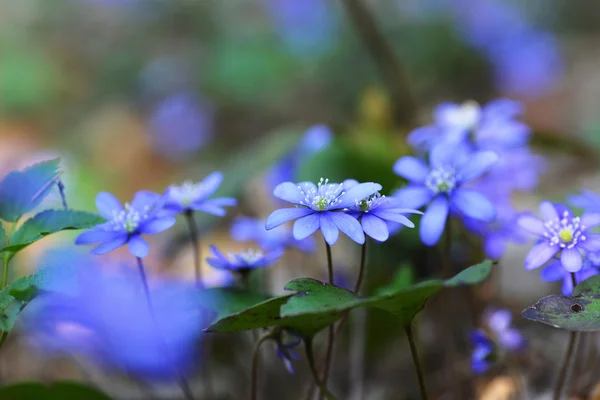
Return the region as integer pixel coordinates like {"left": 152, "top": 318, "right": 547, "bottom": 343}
{"left": 184, "top": 211, "right": 204, "bottom": 289}
{"left": 305, "top": 339, "right": 338, "bottom": 400}
{"left": 353, "top": 240, "right": 367, "bottom": 295}
{"left": 57, "top": 179, "right": 69, "bottom": 210}
{"left": 442, "top": 217, "right": 452, "bottom": 279}
{"left": 136, "top": 257, "right": 196, "bottom": 400}
{"left": 553, "top": 273, "right": 579, "bottom": 400}
{"left": 320, "top": 241, "right": 336, "bottom": 400}
{"left": 250, "top": 331, "right": 275, "bottom": 400}
{"left": 1, "top": 254, "right": 9, "bottom": 290}
{"left": 404, "top": 324, "right": 428, "bottom": 400}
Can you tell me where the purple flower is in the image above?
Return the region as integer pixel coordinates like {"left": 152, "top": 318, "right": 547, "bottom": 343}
{"left": 569, "top": 190, "right": 600, "bottom": 214}
{"left": 24, "top": 264, "right": 215, "bottom": 379}
{"left": 231, "top": 217, "right": 316, "bottom": 253}
{"left": 393, "top": 144, "right": 498, "bottom": 246}
{"left": 265, "top": 178, "right": 381, "bottom": 246}
{"left": 206, "top": 245, "right": 283, "bottom": 273}
{"left": 408, "top": 99, "right": 530, "bottom": 153}
{"left": 344, "top": 180, "right": 422, "bottom": 242}
{"left": 518, "top": 201, "right": 600, "bottom": 272}
{"left": 75, "top": 191, "right": 175, "bottom": 258}
{"left": 470, "top": 330, "right": 495, "bottom": 374}
{"left": 541, "top": 259, "right": 600, "bottom": 296}
{"left": 274, "top": 330, "right": 302, "bottom": 374}
{"left": 163, "top": 172, "right": 237, "bottom": 216}
{"left": 474, "top": 148, "right": 545, "bottom": 194}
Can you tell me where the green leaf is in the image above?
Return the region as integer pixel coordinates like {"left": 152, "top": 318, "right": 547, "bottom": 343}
{"left": 6, "top": 275, "right": 39, "bottom": 303}
{"left": 572, "top": 274, "right": 600, "bottom": 296}
{"left": 0, "top": 224, "right": 5, "bottom": 247}
{"left": 0, "top": 381, "right": 112, "bottom": 399}
{"left": 444, "top": 260, "right": 496, "bottom": 287}
{"left": 1, "top": 210, "right": 105, "bottom": 254}
{"left": 521, "top": 293, "right": 600, "bottom": 331}
{"left": 0, "top": 291, "right": 22, "bottom": 331}
{"left": 0, "top": 159, "right": 61, "bottom": 223}
{"left": 374, "top": 265, "right": 414, "bottom": 296}
{"left": 198, "top": 288, "right": 273, "bottom": 320}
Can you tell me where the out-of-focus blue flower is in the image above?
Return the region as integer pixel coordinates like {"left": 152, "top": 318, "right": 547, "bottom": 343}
{"left": 163, "top": 172, "right": 237, "bottom": 216}
{"left": 569, "top": 190, "right": 600, "bottom": 214}
{"left": 407, "top": 99, "right": 530, "bottom": 153}
{"left": 266, "top": 0, "right": 338, "bottom": 58}
{"left": 393, "top": 144, "right": 498, "bottom": 246}
{"left": 206, "top": 245, "right": 283, "bottom": 273}
{"left": 474, "top": 148, "right": 545, "bottom": 194}
{"left": 148, "top": 92, "right": 214, "bottom": 162}
{"left": 267, "top": 125, "right": 333, "bottom": 190}
{"left": 470, "top": 308, "right": 525, "bottom": 374}
{"left": 24, "top": 264, "right": 215, "bottom": 380}
{"left": 265, "top": 178, "right": 381, "bottom": 246}
{"left": 230, "top": 217, "right": 316, "bottom": 253}
{"left": 75, "top": 191, "right": 175, "bottom": 258}
{"left": 470, "top": 330, "right": 494, "bottom": 374}
{"left": 343, "top": 180, "right": 422, "bottom": 242}
{"left": 275, "top": 330, "right": 302, "bottom": 374}
{"left": 518, "top": 201, "right": 600, "bottom": 272}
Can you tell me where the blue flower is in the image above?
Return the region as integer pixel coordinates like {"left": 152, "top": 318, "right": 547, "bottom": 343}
{"left": 75, "top": 191, "right": 175, "bottom": 258}
{"left": 206, "top": 245, "right": 283, "bottom": 273}
{"left": 518, "top": 201, "right": 600, "bottom": 272}
{"left": 343, "top": 180, "right": 421, "bottom": 242}
{"left": 541, "top": 258, "right": 600, "bottom": 296}
{"left": 408, "top": 99, "right": 530, "bottom": 153}
{"left": 470, "top": 330, "right": 495, "bottom": 374}
{"left": 274, "top": 330, "right": 302, "bottom": 374}
{"left": 24, "top": 263, "right": 215, "bottom": 380}
{"left": 265, "top": 178, "right": 381, "bottom": 246}
{"left": 163, "top": 172, "right": 237, "bottom": 216}
{"left": 393, "top": 144, "right": 498, "bottom": 246}
{"left": 230, "top": 217, "right": 316, "bottom": 253}
{"left": 569, "top": 190, "right": 600, "bottom": 214}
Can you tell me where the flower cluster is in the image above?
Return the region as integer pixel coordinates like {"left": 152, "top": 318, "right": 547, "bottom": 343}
{"left": 470, "top": 309, "right": 525, "bottom": 374}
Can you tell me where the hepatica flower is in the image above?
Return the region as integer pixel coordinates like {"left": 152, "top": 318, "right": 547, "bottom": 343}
{"left": 569, "top": 190, "right": 600, "bottom": 214}
{"left": 541, "top": 257, "right": 600, "bottom": 296}
{"left": 275, "top": 330, "right": 302, "bottom": 374}
{"left": 231, "top": 217, "right": 316, "bottom": 253}
{"left": 518, "top": 201, "right": 600, "bottom": 272}
{"left": 206, "top": 245, "right": 283, "bottom": 274}
{"left": 344, "top": 180, "right": 421, "bottom": 242}
{"left": 163, "top": 172, "right": 237, "bottom": 216}
{"left": 75, "top": 191, "right": 175, "bottom": 258}
{"left": 394, "top": 145, "right": 498, "bottom": 246}
{"left": 265, "top": 178, "right": 381, "bottom": 245}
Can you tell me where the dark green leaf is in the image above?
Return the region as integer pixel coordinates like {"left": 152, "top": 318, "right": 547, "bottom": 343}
{"left": 198, "top": 288, "right": 272, "bottom": 320}
{"left": 1, "top": 209, "right": 105, "bottom": 254}
{"left": 0, "top": 159, "right": 61, "bottom": 222}
{"left": 6, "top": 275, "right": 39, "bottom": 303}
{"left": 0, "top": 291, "right": 23, "bottom": 331}
{"left": 444, "top": 260, "right": 495, "bottom": 287}
{"left": 0, "top": 381, "right": 112, "bottom": 399}
{"left": 521, "top": 293, "right": 600, "bottom": 331}
{"left": 374, "top": 265, "right": 414, "bottom": 296}
{"left": 573, "top": 274, "right": 600, "bottom": 296}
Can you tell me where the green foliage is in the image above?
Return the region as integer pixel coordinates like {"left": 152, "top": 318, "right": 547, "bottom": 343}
{"left": 0, "top": 381, "right": 112, "bottom": 400}
{"left": 522, "top": 274, "right": 600, "bottom": 332}
{"left": 0, "top": 159, "right": 61, "bottom": 223}
{"left": 198, "top": 288, "right": 273, "bottom": 320}
{"left": 1, "top": 210, "right": 105, "bottom": 256}
{"left": 208, "top": 260, "right": 493, "bottom": 338}
{"left": 0, "top": 291, "right": 22, "bottom": 331}
{"left": 0, "top": 224, "right": 5, "bottom": 247}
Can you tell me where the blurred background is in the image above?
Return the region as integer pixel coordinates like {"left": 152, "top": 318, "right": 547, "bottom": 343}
{"left": 2, "top": 0, "right": 600, "bottom": 399}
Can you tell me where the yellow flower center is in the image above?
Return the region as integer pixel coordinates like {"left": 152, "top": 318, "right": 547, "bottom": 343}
{"left": 559, "top": 229, "right": 573, "bottom": 243}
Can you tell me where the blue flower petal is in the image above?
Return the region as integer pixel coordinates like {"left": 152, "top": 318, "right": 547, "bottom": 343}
{"left": 131, "top": 191, "right": 161, "bottom": 211}
{"left": 292, "top": 213, "right": 321, "bottom": 240}
{"left": 337, "top": 183, "right": 382, "bottom": 209}
{"left": 561, "top": 248, "right": 582, "bottom": 273}
{"left": 487, "top": 309, "right": 512, "bottom": 332}
{"left": 190, "top": 203, "right": 227, "bottom": 216}
{"left": 540, "top": 261, "right": 565, "bottom": 282}
{"left": 128, "top": 236, "right": 150, "bottom": 258}
{"left": 582, "top": 213, "right": 600, "bottom": 230}
{"left": 372, "top": 210, "right": 415, "bottom": 228}
{"left": 273, "top": 182, "right": 307, "bottom": 205}
{"left": 329, "top": 212, "right": 365, "bottom": 244}
{"left": 517, "top": 214, "right": 546, "bottom": 236}
{"left": 139, "top": 217, "right": 176, "bottom": 235}
{"left": 319, "top": 213, "right": 339, "bottom": 245}
{"left": 580, "top": 234, "right": 600, "bottom": 252}
{"left": 76, "top": 227, "right": 120, "bottom": 245}
{"left": 361, "top": 214, "right": 388, "bottom": 242}
{"left": 95, "top": 192, "right": 123, "bottom": 219}
{"left": 392, "top": 157, "right": 429, "bottom": 183}
{"left": 420, "top": 196, "right": 449, "bottom": 246}
{"left": 198, "top": 172, "right": 223, "bottom": 200}
{"left": 393, "top": 186, "right": 433, "bottom": 209}
{"left": 451, "top": 189, "right": 496, "bottom": 222}
{"left": 539, "top": 201, "right": 558, "bottom": 221}
{"left": 266, "top": 208, "right": 314, "bottom": 230}
{"left": 90, "top": 234, "right": 128, "bottom": 255}
{"left": 483, "top": 234, "right": 507, "bottom": 259}
{"left": 456, "top": 151, "right": 499, "bottom": 183}
{"left": 524, "top": 242, "right": 558, "bottom": 270}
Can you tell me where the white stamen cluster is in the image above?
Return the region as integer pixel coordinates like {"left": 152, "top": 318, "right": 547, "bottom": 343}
{"left": 170, "top": 181, "right": 205, "bottom": 206}
{"left": 544, "top": 211, "right": 586, "bottom": 249}
{"left": 111, "top": 203, "right": 149, "bottom": 233}
{"left": 299, "top": 178, "right": 344, "bottom": 211}
{"left": 425, "top": 167, "right": 458, "bottom": 194}
{"left": 446, "top": 100, "right": 481, "bottom": 131}
{"left": 229, "top": 249, "right": 265, "bottom": 265}
{"left": 355, "top": 192, "right": 385, "bottom": 212}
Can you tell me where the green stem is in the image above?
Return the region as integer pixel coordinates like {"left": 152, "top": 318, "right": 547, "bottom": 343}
{"left": 320, "top": 241, "right": 336, "bottom": 400}
{"left": 305, "top": 339, "right": 338, "bottom": 400}
{"left": 325, "top": 241, "right": 333, "bottom": 284}
{"left": 184, "top": 211, "right": 204, "bottom": 289}
{"left": 136, "top": 257, "right": 196, "bottom": 400}
{"left": 353, "top": 240, "right": 367, "bottom": 295}
{"left": 251, "top": 331, "right": 276, "bottom": 400}
{"left": 405, "top": 324, "right": 428, "bottom": 400}
{"left": 553, "top": 273, "right": 579, "bottom": 400}
{"left": 1, "top": 254, "right": 9, "bottom": 290}
{"left": 442, "top": 217, "right": 452, "bottom": 279}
